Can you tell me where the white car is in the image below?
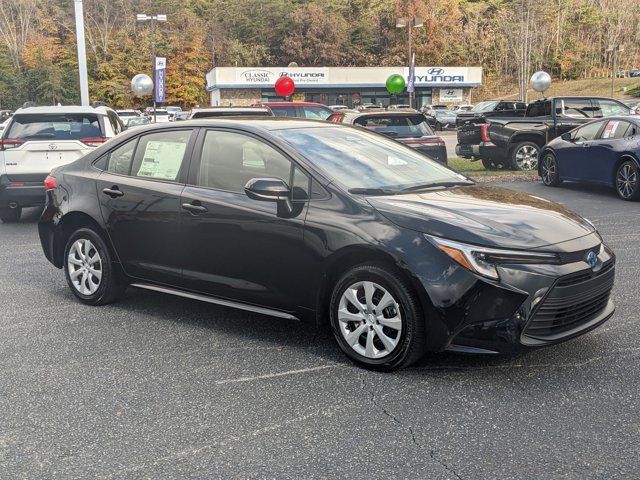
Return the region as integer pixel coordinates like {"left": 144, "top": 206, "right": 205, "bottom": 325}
{"left": 116, "top": 109, "right": 141, "bottom": 126}
{"left": 0, "top": 104, "right": 124, "bottom": 222}
{"left": 148, "top": 109, "right": 171, "bottom": 123}
{"left": 329, "top": 105, "right": 349, "bottom": 111}
{"left": 165, "top": 106, "right": 182, "bottom": 120}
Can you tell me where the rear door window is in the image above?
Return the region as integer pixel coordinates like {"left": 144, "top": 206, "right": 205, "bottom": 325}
{"left": 131, "top": 130, "right": 192, "bottom": 182}
{"left": 561, "top": 99, "right": 597, "bottom": 118}
{"left": 6, "top": 113, "right": 103, "bottom": 141}
{"left": 572, "top": 121, "right": 605, "bottom": 142}
{"left": 593, "top": 99, "right": 630, "bottom": 117}
{"left": 302, "top": 106, "right": 333, "bottom": 120}
{"left": 600, "top": 120, "right": 632, "bottom": 140}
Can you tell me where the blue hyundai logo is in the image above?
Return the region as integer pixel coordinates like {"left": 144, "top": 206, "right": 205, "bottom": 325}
{"left": 586, "top": 250, "right": 597, "bottom": 268}
{"left": 428, "top": 68, "right": 444, "bottom": 75}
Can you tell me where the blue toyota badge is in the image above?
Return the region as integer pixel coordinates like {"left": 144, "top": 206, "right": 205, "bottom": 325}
{"left": 586, "top": 250, "right": 597, "bottom": 268}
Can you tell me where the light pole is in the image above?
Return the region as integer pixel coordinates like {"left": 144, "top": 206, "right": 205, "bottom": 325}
{"left": 396, "top": 17, "right": 423, "bottom": 109}
{"left": 74, "top": 0, "right": 89, "bottom": 106}
{"left": 136, "top": 13, "right": 167, "bottom": 122}
{"left": 606, "top": 45, "right": 624, "bottom": 97}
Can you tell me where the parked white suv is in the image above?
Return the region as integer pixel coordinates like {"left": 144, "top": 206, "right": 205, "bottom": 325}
{"left": 0, "top": 104, "right": 124, "bottom": 222}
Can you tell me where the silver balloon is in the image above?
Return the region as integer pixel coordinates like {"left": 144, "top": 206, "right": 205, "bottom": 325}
{"left": 131, "top": 74, "right": 154, "bottom": 96}
{"left": 530, "top": 71, "right": 551, "bottom": 93}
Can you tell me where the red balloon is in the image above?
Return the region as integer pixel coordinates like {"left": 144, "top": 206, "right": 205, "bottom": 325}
{"left": 274, "top": 76, "right": 295, "bottom": 97}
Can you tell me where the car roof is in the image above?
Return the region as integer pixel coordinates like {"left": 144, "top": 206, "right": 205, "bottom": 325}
{"left": 13, "top": 105, "right": 113, "bottom": 115}
{"left": 255, "top": 101, "right": 331, "bottom": 107}
{"left": 341, "top": 111, "right": 425, "bottom": 119}
{"left": 191, "top": 107, "right": 271, "bottom": 113}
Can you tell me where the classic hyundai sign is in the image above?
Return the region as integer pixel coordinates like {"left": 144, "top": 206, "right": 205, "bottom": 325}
{"left": 154, "top": 56, "right": 166, "bottom": 103}
{"left": 235, "top": 68, "right": 329, "bottom": 85}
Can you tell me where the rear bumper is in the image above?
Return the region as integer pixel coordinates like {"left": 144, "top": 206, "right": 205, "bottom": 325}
{"left": 413, "top": 145, "right": 448, "bottom": 165}
{"left": 455, "top": 142, "right": 505, "bottom": 161}
{"left": 0, "top": 175, "right": 45, "bottom": 208}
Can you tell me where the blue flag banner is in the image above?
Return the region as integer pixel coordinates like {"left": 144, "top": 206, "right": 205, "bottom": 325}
{"left": 407, "top": 53, "right": 415, "bottom": 93}
{"left": 154, "top": 56, "right": 166, "bottom": 103}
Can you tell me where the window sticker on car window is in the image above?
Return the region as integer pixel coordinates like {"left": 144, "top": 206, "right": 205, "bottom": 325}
{"left": 136, "top": 140, "right": 186, "bottom": 180}
{"left": 602, "top": 121, "right": 619, "bottom": 139}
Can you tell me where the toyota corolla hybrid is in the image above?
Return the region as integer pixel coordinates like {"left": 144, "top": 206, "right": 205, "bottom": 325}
{"left": 39, "top": 119, "right": 615, "bottom": 370}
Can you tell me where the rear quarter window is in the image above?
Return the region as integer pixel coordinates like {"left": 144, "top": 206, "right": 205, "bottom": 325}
{"left": 6, "top": 113, "right": 103, "bottom": 140}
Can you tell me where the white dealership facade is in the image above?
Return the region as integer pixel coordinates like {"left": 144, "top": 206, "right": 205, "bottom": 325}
{"left": 205, "top": 66, "right": 482, "bottom": 108}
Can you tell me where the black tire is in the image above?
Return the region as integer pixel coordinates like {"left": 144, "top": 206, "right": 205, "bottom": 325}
{"left": 615, "top": 160, "right": 640, "bottom": 201}
{"left": 329, "top": 264, "right": 427, "bottom": 371}
{"left": 540, "top": 151, "right": 562, "bottom": 187}
{"left": 510, "top": 141, "right": 540, "bottom": 171}
{"left": 63, "top": 227, "right": 126, "bottom": 305}
{"left": 481, "top": 158, "right": 497, "bottom": 170}
{"left": 0, "top": 207, "right": 21, "bottom": 223}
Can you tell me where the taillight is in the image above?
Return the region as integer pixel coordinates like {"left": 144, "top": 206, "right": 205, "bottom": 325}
{"left": 480, "top": 124, "right": 490, "bottom": 142}
{"left": 0, "top": 139, "right": 24, "bottom": 150}
{"left": 81, "top": 137, "right": 107, "bottom": 147}
{"left": 44, "top": 176, "right": 58, "bottom": 191}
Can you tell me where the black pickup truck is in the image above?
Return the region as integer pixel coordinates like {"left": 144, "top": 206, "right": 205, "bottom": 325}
{"left": 456, "top": 96, "right": 632, "bottom": 170}
{"left": 455, "top": 100, "right": 527, "bottom": 127}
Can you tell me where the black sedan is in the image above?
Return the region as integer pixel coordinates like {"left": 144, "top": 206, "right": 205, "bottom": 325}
{"left": 328, "top": 110, "right": 448, "bottom": 164}
{"left": 540, "top": 116, "right": 640, "bottom": 200}
{"left": 39, "top": 119, "right": 615, "bottom": 370}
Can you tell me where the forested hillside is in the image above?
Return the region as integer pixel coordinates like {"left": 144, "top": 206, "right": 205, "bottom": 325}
{"left": 0, "top": 0, "right": 638, "bottom": 108}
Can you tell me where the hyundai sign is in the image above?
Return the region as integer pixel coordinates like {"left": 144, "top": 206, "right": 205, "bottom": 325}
{"left": 154, "top": 56, "right": 166, "bottom": 103}
{"left": 403, "top": 67, "right": 479, "bottom": 86}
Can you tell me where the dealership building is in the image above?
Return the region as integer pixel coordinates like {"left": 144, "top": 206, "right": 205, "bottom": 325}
{"left": 205, "top": 66, "right": 482, "bottom": 109}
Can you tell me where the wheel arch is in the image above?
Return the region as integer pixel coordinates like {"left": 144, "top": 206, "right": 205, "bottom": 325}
{"left": 314, "top": 245, "right": 433, "bottom": 328}
{"left": 53, "top": 211, "right": 118, "bottom": 268}
{"left": 510, "top": 132, "right": 546, "bottom": 149}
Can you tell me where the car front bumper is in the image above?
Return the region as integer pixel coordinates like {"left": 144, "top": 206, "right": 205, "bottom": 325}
{"left": 408, "top": 233, "right": 616, "bottom": 354}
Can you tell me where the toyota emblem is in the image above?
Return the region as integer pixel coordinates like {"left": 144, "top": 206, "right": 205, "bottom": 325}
{"left": 48, "top": 143, "right": 58, "bottom": 150}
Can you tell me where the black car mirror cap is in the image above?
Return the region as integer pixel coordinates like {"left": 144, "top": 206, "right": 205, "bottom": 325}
{"left": 560, "top": 132, "right": 572, "bottom": 141}
{"left": 244, "top": 178, "right": 291, "bottom": 202}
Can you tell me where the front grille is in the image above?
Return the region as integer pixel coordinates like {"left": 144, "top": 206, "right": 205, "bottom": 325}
{"left": 523, "top": 262, "right": 615, "bottom": 340}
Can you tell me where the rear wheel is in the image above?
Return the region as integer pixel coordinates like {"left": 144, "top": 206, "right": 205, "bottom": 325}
{"left": 511, "top": 141, "right": 540, "bottom": 170}
{"left": 0, "top": 207, "right": 21, "bottom": 223}
{"left": 615, "top": 160, "right": 640, "bottom": 201}
{"left": 63, "top": 227, "right": 126, "bottom": 305}
{"left": 329, "top": 264, "right": 426, "bottom": 371}
{"left": 540, "top": 152, "right": 562, "bottom": 187}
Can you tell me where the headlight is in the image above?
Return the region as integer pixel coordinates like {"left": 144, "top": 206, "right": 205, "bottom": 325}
{"left": 426, "top": 235, "right": 560, "bottom": 280}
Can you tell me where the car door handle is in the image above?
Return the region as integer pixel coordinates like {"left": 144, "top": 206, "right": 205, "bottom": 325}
{"left": 582, "top": 143, "right": 590, "bottom": 148}
{"left": 102, "top": 186, "right": 124, "bottom": 198}
{"left": 181, "top": 202, "right": 208, "bottom": 214}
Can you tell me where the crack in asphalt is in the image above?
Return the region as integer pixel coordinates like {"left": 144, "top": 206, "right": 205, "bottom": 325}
{"left": 359, "top": 372, "right": 464, "bottom": 479}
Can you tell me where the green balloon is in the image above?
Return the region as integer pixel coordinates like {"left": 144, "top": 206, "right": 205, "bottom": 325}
{"left": 386, "top": 74, "right": 406, "bottom": 94}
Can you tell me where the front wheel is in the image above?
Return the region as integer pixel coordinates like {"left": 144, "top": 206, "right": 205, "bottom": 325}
{"left": 511, "top": 141, "right": 540, "bottom": 170}
{"left": 329, "top": 264, "right": 427, "bottom": 371}
{"left": 0, "top": 207, "right": 21, "bottom": 223}
{"left": 615, "top": 160, "right": 640, "bottom": 201}
{"left": 63, "top": 227, "right": 126, "bottom": 305}
{"left": 540, "top": 152, "right": 562, "bottom": 187}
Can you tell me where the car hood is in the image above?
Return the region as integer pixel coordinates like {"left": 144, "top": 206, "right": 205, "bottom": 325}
{"left": 367, "top": 185, "right": 594, "bottom": 249}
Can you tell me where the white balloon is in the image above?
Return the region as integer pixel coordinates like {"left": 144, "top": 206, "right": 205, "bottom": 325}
{"left": 131, "top": 74, "right": 154, "bottom": 96}
{"left": 530, "top": 71, "right": 551, "bottom": 93}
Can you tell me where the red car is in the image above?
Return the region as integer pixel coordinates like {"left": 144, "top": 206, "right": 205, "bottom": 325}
{"left": 252, "top": 102, "right": 334, "bottom": 120}
{"left": 329, "top": 110, "right": 448, "bottom": 165}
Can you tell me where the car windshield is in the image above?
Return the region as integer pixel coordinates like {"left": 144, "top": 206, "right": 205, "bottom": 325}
{"left": 274, "top": 126, "right": 468, "bottom": 192}
{"left": 435, "top": 110, "right": 454, "bottom": 117}
{"left": 353, "top": 114, "right": 434, "bottom": 139}
{"left": 5, "top": 113, "right": 102, "bottom": 140}
{"left": 471, "top": 101, "right": 498, "bottom": 113}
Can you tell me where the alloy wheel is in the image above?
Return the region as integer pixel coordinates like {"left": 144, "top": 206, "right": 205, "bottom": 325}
{"left": 337, "top": 281, "right": 402, "bottom": 359}
{"left": 67, "top": 239, "right": 103, "bottom": 295}
{"left": 515, "top": 145, "right": 539, "bottom": 170}
{"left": 541, "top": 155, "right": 557, "bottom": 185}
{"left": 616, "top": 163, "right": 638, "bottom": 199}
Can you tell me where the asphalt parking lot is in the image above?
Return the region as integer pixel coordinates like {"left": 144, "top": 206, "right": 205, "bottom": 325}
{"left": 1, "top": 180, "right": 638, "bottom": 479}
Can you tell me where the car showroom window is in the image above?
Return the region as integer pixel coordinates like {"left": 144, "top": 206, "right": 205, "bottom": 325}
{"left": 573, "top": 121, "right": 604, "bottom": 142}
{"left": 197, "top": 130, "right": 292, "bottom": 193}
{"left": 106, "top": 138, "right": 138, "bottom": 175}
{"left": 131, "top": 130, "right": 191, "bottom": 181}
{"left": 595, "top": 99, "right": 630, "bottom": 117}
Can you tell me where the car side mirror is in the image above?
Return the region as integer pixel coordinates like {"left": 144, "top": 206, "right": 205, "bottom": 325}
{"left": 244, "top": 178, "right": 291, "bottom": 202}
{"left": 561, "top": 132, "right": 572, "bottom": 141}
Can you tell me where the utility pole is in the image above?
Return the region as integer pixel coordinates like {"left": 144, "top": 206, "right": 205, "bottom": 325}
{"left": 74, "top": 0, "right": 89, "bottom": 106}
{"left": 136, "top": 13, "right": 167, "bottom": 122}
{"left": 396, "top": 17, "right": 423, "bottom": 109}
{"left": 607, "top": 45, "right": 624, "bottom": 97}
